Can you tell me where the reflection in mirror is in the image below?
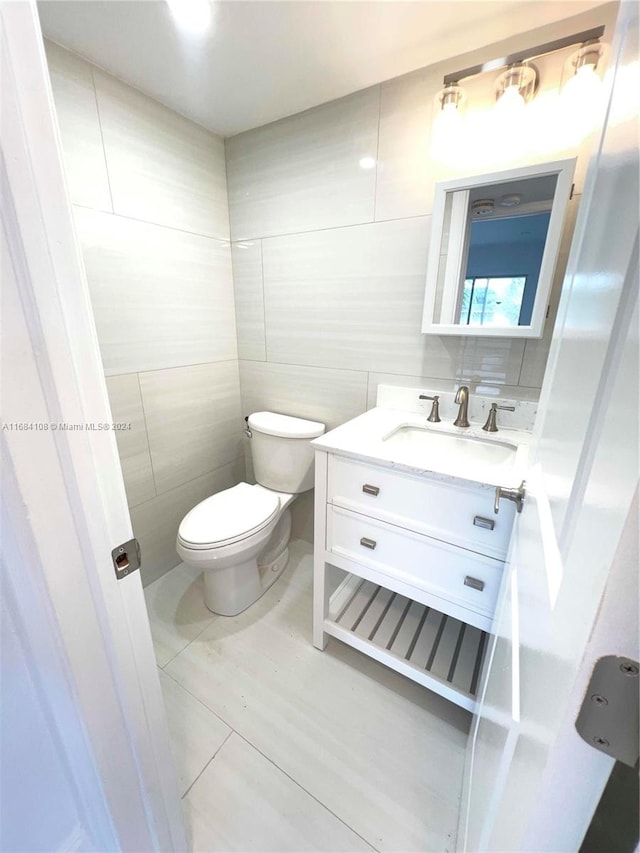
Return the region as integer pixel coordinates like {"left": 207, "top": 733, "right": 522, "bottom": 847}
{"left": 423, "top": 159, "right": 575, "bottom": 339}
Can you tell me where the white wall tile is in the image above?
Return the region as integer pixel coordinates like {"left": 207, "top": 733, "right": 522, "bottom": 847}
{"left": 261, "top": 217, "right": 525, "bottom": 383}
{"left": 239, "top": 360, "right": 368, "bottom": 431}
{"left": 262, "top": 218, "right": 428, "bottom": 373}
{"left": 74, "top": 207, "right": 237, "bottom": 375}
{"left": 140, "top": 361, "right": 242, "bottom": 494}
{"left": 45, "top": 41, "right": 112, "bottom": 212}
{"left": 375, "top": 66, "right": 440, "bottom": 221}
{"left": 239, "top": 359, "right": 358, "bottom": 544}
{"left": 132, "top": 462, "right": 242, "bottom": 587}
{"left": 105, "top": 373, "right": 156, "bottom": 507}
{"left": 231, "top": 241, "right": 266, "bottom": 361}
{"left": 226, "top": 87, "right": 380, "bottom": 240}
{"left": 93, "top": 70, "right": 229, "bottom": 239}
{"left": 366, "top": 372, "right": 542, "bottom": 410}
{"left": 288, "top": 489, "right": 315, "bottom": 545}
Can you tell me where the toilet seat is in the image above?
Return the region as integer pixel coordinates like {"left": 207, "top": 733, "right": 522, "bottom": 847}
{"left": 177, "top": 482, "right": 280, "bottom": 550}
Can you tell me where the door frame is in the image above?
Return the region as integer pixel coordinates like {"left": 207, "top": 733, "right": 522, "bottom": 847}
{"left": 459, "top": 0, "right": 639, "bottom": 847}
{"left": 1, "top": 3, "right": 187, "bottom": 848}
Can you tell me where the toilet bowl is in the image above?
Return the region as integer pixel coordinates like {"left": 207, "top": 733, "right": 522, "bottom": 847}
{"left": 176, "top": 412, "right": 324, "bottom": 616}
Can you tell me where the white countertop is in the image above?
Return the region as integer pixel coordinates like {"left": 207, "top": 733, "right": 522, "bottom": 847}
{"left": 312, "top": 406, "right": 531, "bottom": 490}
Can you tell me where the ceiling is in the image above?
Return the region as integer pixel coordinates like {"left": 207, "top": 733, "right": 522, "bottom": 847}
{"left": 37, "top": 0, "right": 608, "bottom": 137}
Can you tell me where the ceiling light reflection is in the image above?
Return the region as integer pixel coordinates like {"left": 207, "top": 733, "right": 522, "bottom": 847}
{"left": 359, "top": 157, "right": 377, "bottom": 170}
{"left": 166, "top": 0, "right": 212, "bottom": 35}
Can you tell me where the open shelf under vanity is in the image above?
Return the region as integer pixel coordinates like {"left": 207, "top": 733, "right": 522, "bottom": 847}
{"left": 326, "top": 574, "right": 488, "bottom": 711}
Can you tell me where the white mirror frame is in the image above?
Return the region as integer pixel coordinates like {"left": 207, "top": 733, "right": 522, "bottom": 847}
{"left": 421, "top": 158, "right": 576, "bottom": 339}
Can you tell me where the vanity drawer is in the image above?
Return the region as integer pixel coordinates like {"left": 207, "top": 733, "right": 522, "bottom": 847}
{"left": 327, "top": 455, "right": 515, "bottom": 560}
{"left": 326, "top": 506, "right": 503, "bottom": 622}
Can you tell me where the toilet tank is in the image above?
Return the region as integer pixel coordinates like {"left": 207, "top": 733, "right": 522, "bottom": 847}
{"left": 247, "top": 412, "right": 325, "bottom": 493}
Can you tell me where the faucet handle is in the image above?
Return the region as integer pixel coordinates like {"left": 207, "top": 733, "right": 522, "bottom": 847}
{"left": 482, "top": 403, "right": 516, "bottom": 433}
{"left": 418, "top": 394, "right": 441, "bottom": 423}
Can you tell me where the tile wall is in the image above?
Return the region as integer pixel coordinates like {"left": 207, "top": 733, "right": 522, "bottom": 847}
{"left": 46, "top": 41, "right": 241, "bottom": 585}
{"left": 226, "top": 6, "right": 616, "bottom": 540}
{"left": 46, "top": 5, "right": 615, "bottom": 566}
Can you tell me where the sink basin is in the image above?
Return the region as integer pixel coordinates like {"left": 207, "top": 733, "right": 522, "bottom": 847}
{"left": 382, "top": 424, "right": 517, "bottom": 472}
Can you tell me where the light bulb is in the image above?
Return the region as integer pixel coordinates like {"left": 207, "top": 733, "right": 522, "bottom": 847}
{"left": 561, "top": 63, "right": 603, "bottom": 143}
{"left": 166, "top": 0, "right": 212, "bottom": 34}
{"left": 431, "top": 102, "right": 464, "bottom": 163}
{"left": 495, "top": 85, "right": 526, "bottom": 117}
{"left": 562, "top": 64, "right": 602, "bottom": 107}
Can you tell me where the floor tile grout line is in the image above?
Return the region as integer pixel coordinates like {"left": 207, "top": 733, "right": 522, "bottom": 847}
{"left": 180, "top": 730, "right": 234, "bottom": 801}
{"left": 152, "top": 561, "right": 381, "bottom": 849}
{"left": 231, "top": 729, "right": 382, "bottom": 853}
{"left": 159, "top": 616, "right": 217, "bottom": 670}
{"left": 150, "top": 548, "right": 449, "bottom": 852}
{"left": 159, "top": 629, "right": 247, "bottom": 737}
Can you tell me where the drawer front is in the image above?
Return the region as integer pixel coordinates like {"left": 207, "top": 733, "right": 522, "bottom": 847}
{"left": 327, "top": 506, "right": 503, "bottom": 620}
{"left": 328, "top": 454, "right": 514, "bottom": 560}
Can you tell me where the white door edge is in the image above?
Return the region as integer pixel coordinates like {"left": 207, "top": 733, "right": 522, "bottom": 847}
{"left": 1, "top": 2, "right": 187, "bottom": 849}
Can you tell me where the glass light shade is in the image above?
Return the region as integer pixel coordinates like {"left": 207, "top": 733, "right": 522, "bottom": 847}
{"left": 431, "top": 101, "right": 465, "bottom": 163}
{"left": 561, "top": 64, "right": 604, "bottom": 143}
{"left": 430, "top": 83, "right": 466, "bottom": 163}
{"left": 494, "top": 84, "right": 526, "bottom": 118}
{"left": 562, "top": 64, "right": 602, "bottom": 107}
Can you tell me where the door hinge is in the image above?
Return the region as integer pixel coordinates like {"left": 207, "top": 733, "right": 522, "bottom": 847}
{"left": 575, "top": 655, "right": 639, "bottom": 768}
{"left": 111, "top": 538, "right": 141, "bottom": 580}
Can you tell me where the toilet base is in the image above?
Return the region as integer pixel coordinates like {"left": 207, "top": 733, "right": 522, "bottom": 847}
{"left": 202, "top": 511, "right": 292, "bottom": 617}
{"left": 259, "top": 547, "right": 289, "bottom": 591}
{"left": 203, "top": 548, "right": 289, "bottom": 616}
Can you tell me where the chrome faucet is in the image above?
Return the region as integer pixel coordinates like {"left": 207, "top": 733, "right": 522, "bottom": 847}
{"left": 453, "top": 385, "right": 470, "bottom": 428}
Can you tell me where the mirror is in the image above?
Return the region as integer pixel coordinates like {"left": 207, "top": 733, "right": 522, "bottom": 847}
{"left": 422, "top": 158, "right": 576, "bottom": 338}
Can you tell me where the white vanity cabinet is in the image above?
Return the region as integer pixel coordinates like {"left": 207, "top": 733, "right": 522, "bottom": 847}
{"left": 313, "top": 450, "right": 516, "bottom": 711}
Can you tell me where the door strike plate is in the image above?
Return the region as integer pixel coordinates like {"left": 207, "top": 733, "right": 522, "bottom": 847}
{"left": 111, "top": 538, "right": 141, "bottom": 580}
{"left": 575, "top": 655, "right": 639, "bottom": 768}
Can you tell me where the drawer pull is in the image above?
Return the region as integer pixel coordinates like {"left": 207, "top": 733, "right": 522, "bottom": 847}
{"left": 473, "top": 515, "right": 495, "bottom": 531}
{"left": 464, "top": 576, "right": 485, "bottom": 592}
{"left": 360, "top": 537, "right": 377, "bottom": 550}
{"left": 362, "top": 484, "right": 380, "bottom": 496}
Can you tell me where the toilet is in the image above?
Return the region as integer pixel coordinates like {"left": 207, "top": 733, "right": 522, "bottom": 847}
{"left": 176, "top": 412, "right": 325, "bottom": 616}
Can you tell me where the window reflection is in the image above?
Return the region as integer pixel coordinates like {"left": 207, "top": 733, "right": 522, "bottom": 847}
{"left": 459, "top": 276, "right": 528, "bottom": 326}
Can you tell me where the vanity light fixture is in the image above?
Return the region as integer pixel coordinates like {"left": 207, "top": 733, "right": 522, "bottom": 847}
{"left": 432, "top": 25, "right": 605, "bottom": 159}
{"left": 438, "top": 82, "right": 465, "bottom": 112}
{"left": 433, "top": 81, "right": 466, "bottom": 123}
{"left": 494, "top": 63, "right": 538, "bottom": 113}
{"left": 431, "top": 82, "right": 466, "bottom": 159}
{"left": 562, "top": 40, "right": 604, "bottom": 104}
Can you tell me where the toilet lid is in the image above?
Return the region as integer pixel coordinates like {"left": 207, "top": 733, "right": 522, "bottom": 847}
{"left": 178, "top": 483, "right": 280, "bottom": 548}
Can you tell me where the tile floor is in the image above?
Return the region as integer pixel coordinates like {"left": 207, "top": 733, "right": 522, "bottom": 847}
{"left": 144, "top": 539, "right": 471, "bottom": 852}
